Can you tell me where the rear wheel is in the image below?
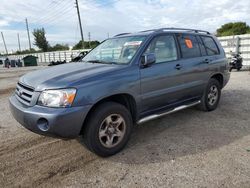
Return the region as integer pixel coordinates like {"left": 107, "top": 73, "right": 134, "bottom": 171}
{"left": 83, "top": 102, "right": 133, "bottom": 157}
{"left": 198, "top": 78, "right": 221, "bottom": 111}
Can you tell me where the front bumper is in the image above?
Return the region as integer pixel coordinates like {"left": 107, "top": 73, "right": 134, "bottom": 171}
{"left": 9, "top": 95, "right": 91, "bottom": 138}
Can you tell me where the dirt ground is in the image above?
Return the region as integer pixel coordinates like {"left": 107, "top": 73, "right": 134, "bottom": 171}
{"left": 0, "top": 67, "right": 250, "bottom": 188}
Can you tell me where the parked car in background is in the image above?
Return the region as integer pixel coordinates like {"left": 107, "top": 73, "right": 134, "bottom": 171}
{"left": 9, "top": 28, "right": 230, "bottom": 157}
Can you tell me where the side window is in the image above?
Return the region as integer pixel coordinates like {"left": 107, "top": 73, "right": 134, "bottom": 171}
{"left": 201, "top": 36, "right": 220, "bottom": 56}
{"left": 197, "top": 36, "right": 207, "bottom": 56}
{"left": 177, "top": 34, "right": 201, "bottom": 58}
{"left": 145, "top": 35, "right": 177, "bottom": 63}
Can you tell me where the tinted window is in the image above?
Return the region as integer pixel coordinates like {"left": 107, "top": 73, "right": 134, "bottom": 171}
{"left": 197, "top": 36, "right": 207, "bottom": 56}
{"left": 201, "top": 36, "right": 220, "bottom": 56}
{"left": 145, "top": 35, "right": 177, "bottom": 63}
{"left": 177, "top": 34, "right": 201, "bottom": 58}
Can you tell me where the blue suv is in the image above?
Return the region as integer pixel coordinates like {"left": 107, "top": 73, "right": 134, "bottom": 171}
{"left": 9, "top": 28, "right": 230, "bottom": 156}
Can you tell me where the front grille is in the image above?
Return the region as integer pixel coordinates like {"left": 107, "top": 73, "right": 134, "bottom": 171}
{"left": 15, "top": 82, "right": 34, "bottom": 105}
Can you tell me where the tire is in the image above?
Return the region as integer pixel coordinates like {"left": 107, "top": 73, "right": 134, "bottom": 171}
{"left": 83, "top": 102, "right": 133, "bottom": 157}
{"left": 237, "top": 68, "right": 241, "bottom": 71}
{"left": 197, "top": 78, "right": 221, "bottom": 111}
{"left": 229, "top": 67, "right": 233, "bottom": 72}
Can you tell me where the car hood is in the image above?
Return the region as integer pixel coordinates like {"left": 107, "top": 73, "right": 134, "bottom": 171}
{"left": 20, "top": 62, "right": 123, "bottom": 91}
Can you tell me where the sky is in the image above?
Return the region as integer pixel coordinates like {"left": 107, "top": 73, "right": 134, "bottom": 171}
{"left": 0, "top": 0, "right": 250, "bottom": 53}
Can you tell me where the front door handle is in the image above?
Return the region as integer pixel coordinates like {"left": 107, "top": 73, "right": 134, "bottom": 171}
{"left": 175, "top": 64, "right": 182, "bottom": 70}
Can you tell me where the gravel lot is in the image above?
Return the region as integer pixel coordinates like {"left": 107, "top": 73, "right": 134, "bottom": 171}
{"left": 0, "top": 67, "right": 250, "bottom": 188}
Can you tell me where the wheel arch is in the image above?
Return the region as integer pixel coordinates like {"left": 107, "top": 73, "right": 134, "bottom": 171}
{"left": 210, "top": 73, "right": 224, "bottom": 88}
{"left": 80, "top": 93, "right": 137, "bottom": 135}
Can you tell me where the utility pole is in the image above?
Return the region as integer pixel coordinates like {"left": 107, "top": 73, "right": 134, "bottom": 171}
{"left": 1, "top": 32, "right": 8, "bottom": 55}
{"left": 88, "top": 32, "right": 91, "bottom": 48}
{"left": 107, "top": 32, "right": 110, "bottom": 39}
{"left": 17, "top": 33, "right": 21, "bottom": 51}
{"left": 75, "top": 0, "right": 84, "bottom": 49}
{"left": 25, "top": 18, "right": 32, "bottom": 50}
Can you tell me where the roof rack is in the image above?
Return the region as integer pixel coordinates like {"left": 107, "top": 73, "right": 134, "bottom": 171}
{"left": 140, "top": 28, "right": 210, "bottom": 35}
{"left": 114, "top": 33, "right": 131, "bottom": 37}
{"left": 139, "top": 29, "right": 157, "bottom": 33}
{"left": 157, "top": 28, "right": 210, "bottom": 34}
{"left": 114, "top": 28, "right": 210, "bottom": 38}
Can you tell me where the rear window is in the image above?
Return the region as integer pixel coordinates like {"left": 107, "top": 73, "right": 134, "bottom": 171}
{"left": 176, "top": 34, "right": 201, "bottom": 59}
{"left": 201, "top": 36, "right": 220, "bottom": 56}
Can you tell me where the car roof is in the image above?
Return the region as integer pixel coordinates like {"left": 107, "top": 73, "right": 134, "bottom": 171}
{"left": 113, "top": 28, "right": 212, "bottom": 38}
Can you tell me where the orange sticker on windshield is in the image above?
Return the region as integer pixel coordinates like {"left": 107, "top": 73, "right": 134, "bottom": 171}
{"left": 185, "top": 39, "right": 193, "bottom": 48}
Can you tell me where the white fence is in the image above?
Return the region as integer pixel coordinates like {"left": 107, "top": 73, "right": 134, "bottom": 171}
{"left": 8, "top": 49, "right": 90, "bottom": 65}
{"left": 218, "top": 34, "right": 250, "bottom": 66}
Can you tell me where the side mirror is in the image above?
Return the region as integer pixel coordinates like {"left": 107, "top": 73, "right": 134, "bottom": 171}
{"left": 141, "top": 53, "right": 156, "bottom": 67}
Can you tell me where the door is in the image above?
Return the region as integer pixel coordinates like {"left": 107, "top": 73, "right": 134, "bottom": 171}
{"left": 139, "top": 34, "right": 186, "bottom": 114}
{"left": 174, "top": 34, "right": 209, "bottom": 99}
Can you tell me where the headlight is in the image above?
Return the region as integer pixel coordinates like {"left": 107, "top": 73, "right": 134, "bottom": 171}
{"left": 38, "top": 88, "right": 77, "bottom": 108}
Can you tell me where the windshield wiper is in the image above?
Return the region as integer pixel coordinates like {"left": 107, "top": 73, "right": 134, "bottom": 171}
{"left": 87, "top": 60, "right": 111, "bottom": 64}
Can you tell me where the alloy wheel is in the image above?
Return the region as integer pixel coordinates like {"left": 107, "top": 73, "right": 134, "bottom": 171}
{"left": 99, "top": 114, "right": 126, "bottom": 148}
{"left": 207, "top": 85, "right": 218, "bottom": 106}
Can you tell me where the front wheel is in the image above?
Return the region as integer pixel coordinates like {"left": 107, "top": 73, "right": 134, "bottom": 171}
{"left": 83, "top": 102, "right": 133, "bottom": 157}
{"left": 197, "top": 78, "right": 221, "bottom": 111}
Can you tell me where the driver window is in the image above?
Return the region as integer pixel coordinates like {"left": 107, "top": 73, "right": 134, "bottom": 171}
{"left": 145, "top": 35, "right": 177, "bottom": 63}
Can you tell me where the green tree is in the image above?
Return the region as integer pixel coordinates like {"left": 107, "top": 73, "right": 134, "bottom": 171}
{"left": 89, "top": 40, "right": 100, "bottom": 48}
{"left": 49, "top": 44, "right": 69, "bottom": 51}
{"left": 33, "top": 28, "right": 50, "bottom": 52}
{"left": 217, "top": 22, "right": 250, "bottom": 36}
{"left": 15, "top": 48, "right": 37, "bottom": 55}
{"left": 73, "top": 40, "right": 100, "bottom": 50}
{"left": 72, "top": 40, "right": 84, "bottom": 50}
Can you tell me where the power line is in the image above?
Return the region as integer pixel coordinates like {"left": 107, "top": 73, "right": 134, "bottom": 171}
{"left": 41, "top": 12, "right": 77, "bottom": 30}
{"left": 27, "top": 0, "right": 122, "bottom": 28}
{"left": 32, "top": 0, "right": 71, "bottom": 21}
{"left": 42, "top": 0, "right": 64, "bottom": 11}
{"left": 32, "top": 0, "right": 73, "bottom": 24}
{"left": 37, "top": 6, "right": 75, "bottom": 26}
{"left": 4, "top": 0, "right": 123, "bottom": 51}
{"left": 40, "top": 0, "right": 122, "bottom": 25}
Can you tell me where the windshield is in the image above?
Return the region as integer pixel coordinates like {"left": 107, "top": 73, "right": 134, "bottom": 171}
{"left": 83, "top": 36, "right": 146, "bottom": 64}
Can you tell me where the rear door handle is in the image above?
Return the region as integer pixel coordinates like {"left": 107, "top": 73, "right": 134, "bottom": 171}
{"left": 175, "top": 64, "right": 182, "bottom": 70}
{"left": 203, "top": 59, "right": 211, "bottom": 64}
